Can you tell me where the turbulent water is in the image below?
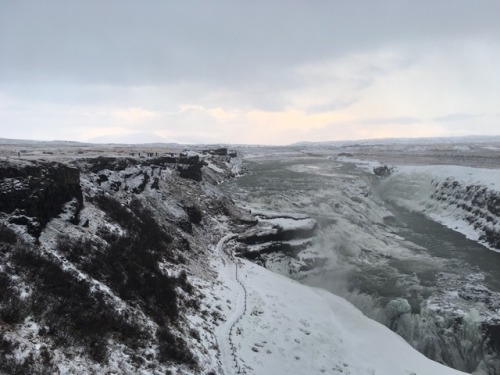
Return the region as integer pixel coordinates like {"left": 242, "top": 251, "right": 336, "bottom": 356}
{"left": 224, "top": 144, "right": 500, "bottom": 374}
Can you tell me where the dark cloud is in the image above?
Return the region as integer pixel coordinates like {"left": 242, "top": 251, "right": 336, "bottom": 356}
{"left": 1, "top": 0, "right": 499, "bottom": 88}
{"left": 1, "top": 1, "right": 499, "bottom": 143}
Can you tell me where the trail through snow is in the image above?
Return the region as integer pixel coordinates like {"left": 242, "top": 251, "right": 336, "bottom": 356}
{"left": 214, "top": 235, "right": 248, "bottom": 375}
{"left": 211, "top": 235, "right": 469, "bottom": 375}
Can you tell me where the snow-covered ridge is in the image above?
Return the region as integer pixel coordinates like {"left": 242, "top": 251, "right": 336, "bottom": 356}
{"left": 378, "top": 165, "right": 500, "bottom": 251}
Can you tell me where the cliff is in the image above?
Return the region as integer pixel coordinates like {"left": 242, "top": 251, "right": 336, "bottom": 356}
{"left": 0, "top": 151, "right": 246, "bottom": 374}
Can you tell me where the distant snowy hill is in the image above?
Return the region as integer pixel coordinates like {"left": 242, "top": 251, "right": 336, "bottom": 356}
{"left": 292, "top": 135, "right": 500, "bottom": 147}
{"left": 0, "top": 138, "right": 88, "bottom": 146}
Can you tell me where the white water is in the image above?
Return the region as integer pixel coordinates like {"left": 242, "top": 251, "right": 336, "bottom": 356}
{"left": 223, "top": 150, "right": 500, "bottom": 374}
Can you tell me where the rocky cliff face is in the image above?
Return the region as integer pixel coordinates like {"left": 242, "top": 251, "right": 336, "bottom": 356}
{"left": 0, "top": 151, "right": 248, "bottom": 375}
{"left": 430, "top": 177, "right": 500, "bottom": 250}
{"left": 0, "top": 160, "right": 82, "bottom": 237}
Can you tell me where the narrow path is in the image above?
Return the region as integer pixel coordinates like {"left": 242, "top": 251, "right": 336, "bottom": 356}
{"left": 214, "top": 235, "right": 248, "bottom": 375}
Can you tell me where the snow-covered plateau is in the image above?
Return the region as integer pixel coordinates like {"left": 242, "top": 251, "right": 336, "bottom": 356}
{"left": 1, "top": 139, "right": 499, "bottom": 374}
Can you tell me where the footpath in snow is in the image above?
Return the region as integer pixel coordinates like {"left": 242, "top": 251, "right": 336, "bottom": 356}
{"left": 213, "top": 237, "right": 469, "bottom": 375}
{"left": 213, "top": 235, "right": 248, "bottom": 375}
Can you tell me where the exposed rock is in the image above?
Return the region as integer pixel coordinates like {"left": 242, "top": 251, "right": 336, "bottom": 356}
{"left": 238, "top": 217, "right": 317, "bottom": 245}
{"left": 83, "top": 156, "right": 136, "bottom": 173}
{"left": 431, "top": 177, "right": 500, "bottom": 250}
{"left": 132, "top": 171, "right": 150, "bottom": 194}
{"left": 235, "top": 214, "right": 318, "bottom": 262}
{"left": 373, "top": 165, "right": 392, "bottom": 177}
{"left": 150, "top": 177, "right": 160, "bottom": 190}
{"left": 97, "top": 174, "right": 108, "bottom": 185}
{"left": 202, "top": 148, "right": 227, "bottom": 156}
{"left": 0, "top": 160, "right": 83, "bottom": 237}
{"left": 177, "top": 163, "right": 203, "bottom": 181}
{"left": 184, "top": 205, "right": 202, "bottom": 225}
{"left": 482, "top": 318, "right": 500, "bottom": 352}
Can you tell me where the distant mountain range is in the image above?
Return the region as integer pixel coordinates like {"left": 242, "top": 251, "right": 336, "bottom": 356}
{"left": 292, "top": 135, "right": 500, "bottom": 147}
{"left": 1, "top": 134, "right": 500, "bottom": 147}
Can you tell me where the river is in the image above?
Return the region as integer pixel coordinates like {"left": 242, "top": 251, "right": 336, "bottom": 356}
{"left": 223, "top": 149, "right": 500, "bottom": 374}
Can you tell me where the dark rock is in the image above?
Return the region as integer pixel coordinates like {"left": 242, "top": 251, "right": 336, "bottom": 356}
{"left": 0, "top": 161, "right": 83, "bottom": 237}
{"left": 238, "top": 223, "right": 317, "bottom": 245}
{"left": 133, "top": 172, "right": 150, "bottom": 194}
{"left": 97, "top": 174, "right": 108, "bottom": 185}
{"left": 110, "top": 181, "right": 122, "bottom": 192}
{"left": 82, "top": 157, "right": 136, "bottom": 173}
{"left": 151, "top": 177, "right": 160, "bottom": 190}
{"left": 483, "top": 318, "right": 500, "bottom": 352}
{"left": 179, "top": 237, "right": 191, "bottom": 251}
{"left": 298, "top": 257, "right": 328, "bottom": 272}
{"left": 184, "top": 205, "right": 202, "bottom": 225}
{"left": 177, "top": 163, "right": 203, "bottom": 182}
{"left": 210, "top": 148, "right": 227, "bottom": 156}
{"left": 178, "top": 219, "right": 193, "bottom": 234}
{"left": 373, "top": 165, "right": 392, "bottom": 177}
{"left": 9, "top": 215, "right": 41, "bottom": 237}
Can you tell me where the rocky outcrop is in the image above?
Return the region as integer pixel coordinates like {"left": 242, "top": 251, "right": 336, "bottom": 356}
{"left": 238, "top": 216, "right": 317, "bottom": 245}
{"left": 373, "top": 165, "right": 392, "bottom": 177}
{"left": 430, "top": 177, "right": 500, "bottom": 250}
{"left": 0, "top": 161, "right": 83, "bottom": 236}
{"left": 82, "top": 155, "right": 206, "bottom": 182}
{"left": 235, "top": 214, "right": 317, "bottom": 260}
{"left": 85, "top": 156, "right": 136, "bottom": 173}
{"left": 177, "top": 163, "right": 203, "bottom": 181}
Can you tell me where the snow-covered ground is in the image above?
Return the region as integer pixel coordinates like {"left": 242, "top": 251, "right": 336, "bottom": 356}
{"left": 210, "top": 236, "right": 467, "bottom": 375}
{"left": 3, "top": 138, "right": 499, "bottom": 375}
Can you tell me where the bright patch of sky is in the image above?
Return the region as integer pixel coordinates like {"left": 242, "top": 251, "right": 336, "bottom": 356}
{"left": 0, "top": 0, "right": 499, "bottom": 144}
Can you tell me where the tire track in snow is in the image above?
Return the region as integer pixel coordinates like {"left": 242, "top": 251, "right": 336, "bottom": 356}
{"left": 214, "top": 235, "right": 248, "bottom": 375}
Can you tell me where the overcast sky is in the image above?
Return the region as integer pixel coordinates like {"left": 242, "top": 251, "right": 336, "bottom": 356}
{"left": 1, "top": 0, "right": 499, "bottom": 144}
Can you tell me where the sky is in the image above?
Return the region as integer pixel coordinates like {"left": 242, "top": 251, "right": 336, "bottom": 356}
{"left": 0, "top": 0, "right": 499, "bottom": 145}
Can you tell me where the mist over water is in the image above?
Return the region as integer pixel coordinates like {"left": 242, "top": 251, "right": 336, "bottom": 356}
{"left": 224, "top": 149, "right": 500, "bottom": 374}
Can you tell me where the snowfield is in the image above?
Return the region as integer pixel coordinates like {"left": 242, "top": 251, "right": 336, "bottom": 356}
{"left": 210, "top": 237, "right": 468, "bottom": 375}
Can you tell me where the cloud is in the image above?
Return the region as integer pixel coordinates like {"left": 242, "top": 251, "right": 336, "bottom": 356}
{"left": 1, "top": 0, "right": 499, "bottom": 87}
{"left": 434, "top": 113, "right": 485, "bottom": 123}
{"left": 111, "top": 107, "right": 160, "bottom": 123}
{"left": 0, "top": 1, "right": 499, "bottom": 143}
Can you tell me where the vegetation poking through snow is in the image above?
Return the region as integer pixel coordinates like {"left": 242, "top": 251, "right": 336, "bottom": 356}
{"left": 0, "top": 195, "right": 198, "bottom": 372}
{"left": 0, "top": 150, "right": 242, "bottom": 374}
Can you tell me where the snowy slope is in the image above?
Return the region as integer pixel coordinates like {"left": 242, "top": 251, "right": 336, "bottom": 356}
{"left": 209, "top": 237, "right": 468, "bottom": 375}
